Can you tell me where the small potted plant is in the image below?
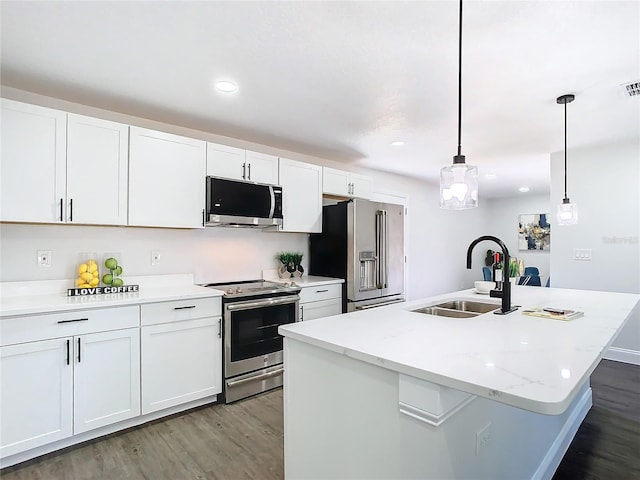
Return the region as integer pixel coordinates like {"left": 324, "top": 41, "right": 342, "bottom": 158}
{"left": 276, "top": 252, "right": 293, "bottom": 279}
{"left": 291, "top": 252, "right": 304, "bottom": 278}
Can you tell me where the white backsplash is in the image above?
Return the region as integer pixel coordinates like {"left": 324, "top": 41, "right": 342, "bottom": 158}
{"left": 0, "top": 223, "right": 309, "bottom": 285}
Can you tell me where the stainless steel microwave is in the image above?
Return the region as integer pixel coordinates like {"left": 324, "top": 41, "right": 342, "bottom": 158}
{"left": 205, "top": 176, "right": 283, "bottom": 228}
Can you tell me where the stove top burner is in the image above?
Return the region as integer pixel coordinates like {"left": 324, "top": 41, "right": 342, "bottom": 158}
{"left": 201, "top": 279, "right": 300, "bottom": 299}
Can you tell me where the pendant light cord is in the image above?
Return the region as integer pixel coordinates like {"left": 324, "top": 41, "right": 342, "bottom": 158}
{"left": 457, "top": 0, "right": 463, "bottom": 157}
{"left": 563, "top": 100, "right": 568, "bottom": 199}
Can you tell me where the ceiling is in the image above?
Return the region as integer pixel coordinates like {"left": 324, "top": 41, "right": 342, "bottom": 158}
{"left": 1, "top": 1, "right": 638, "bottom": 199}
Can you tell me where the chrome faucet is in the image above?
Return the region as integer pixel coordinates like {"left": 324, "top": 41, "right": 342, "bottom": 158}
{"left": 466, "top": 236, "right": 518, "bottom": 314}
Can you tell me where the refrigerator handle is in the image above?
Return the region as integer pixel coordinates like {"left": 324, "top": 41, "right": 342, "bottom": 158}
{"left": 381, "top": 210, "right": 388, "bottom": 288}
{"left": 375, "top": 210, "right": 388, "bottom": 289}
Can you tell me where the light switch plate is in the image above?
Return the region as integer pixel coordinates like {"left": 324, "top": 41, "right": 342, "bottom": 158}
{"left": 151, "top": 251, "right": 161, "bottom": 266}
{"left": 573, "top": 248, "right": 592, "bottom": 261}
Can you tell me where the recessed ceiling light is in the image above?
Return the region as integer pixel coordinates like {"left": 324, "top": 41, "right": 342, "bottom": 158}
{"left": 214, "top": 80, "right": 238, "bottom": 93}
{"left": 519, "top": 186, "right": 530, "bottom": 193}
{"left": 390, "top": 141, "right": 405, "bottom": 147}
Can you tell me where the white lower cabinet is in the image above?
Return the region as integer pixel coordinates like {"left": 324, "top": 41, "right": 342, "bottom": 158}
{"left": 0, "top": 338, "right": 73, "bottom": 457}
{"left": 73, "top": 328, "right": 140, "bottom": 434}
{"left": 141, "top": 298, "right": 222, "bottom": 414}
{"left": 0, "top": 306, "right": 140, "bottom": 458}
{"left": 299, "top": 283, "right": 343, "bottom": 321}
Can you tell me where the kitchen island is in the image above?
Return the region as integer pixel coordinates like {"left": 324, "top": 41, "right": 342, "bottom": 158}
{"left": 278, "top": 286, "right": 639, "bottom": 480}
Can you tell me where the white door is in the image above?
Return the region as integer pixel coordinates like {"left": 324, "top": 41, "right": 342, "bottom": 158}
{"left": 206, "top": 142, "right": 246, "bottom": 180}
{"left": 279, "top": 158, "right": 322, "bottom": 233}
{"left": 300, "top": 299, "right": 342, "bottom": 321}
{"left": 0, "top": 338, "right": 73, "bottom": 457}
{"left": 141, "top": 317, "right": 222, "bottom": 414}
{"left": 322, "top": 167, "right": 350, "bottom": 197}
{"left": 73, "top": 328, "right": 140, "bottom": 434}
{"left": 245, "top": 150, "right": 279, "bottom": 184}
{"left": 129, "top": 127, "right": 206, "bottom": 228}
{"left": 0, "top": 99, "right": 67, "bottom": 223}
{"left": 66, "top": 114, "right": 129, "bottom": 225}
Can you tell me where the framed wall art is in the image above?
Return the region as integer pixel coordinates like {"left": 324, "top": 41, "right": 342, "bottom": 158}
{"left": 518, "top": 213, "right": 551, "bottom": 251}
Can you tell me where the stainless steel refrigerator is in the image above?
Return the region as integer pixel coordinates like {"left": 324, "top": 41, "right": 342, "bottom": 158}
{"left": 310, "top": 199, "right": 405, "bottom": 312}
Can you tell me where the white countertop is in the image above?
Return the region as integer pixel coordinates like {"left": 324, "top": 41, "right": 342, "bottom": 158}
{"left": 279, "top": 286, "right": 639, "bottom": 415}
{"left": 0, "top": 274, "right": 223, "bottom": 317}
{"left": 262, "top": 269, "right": 344, "bottom": 287}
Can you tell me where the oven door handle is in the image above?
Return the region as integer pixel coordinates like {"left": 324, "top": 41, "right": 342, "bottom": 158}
{"left": 226, "top": 367, "right": 284, "bottom": 388}
{"left": 225, "top": 295, "right": 300, "bottom": 311}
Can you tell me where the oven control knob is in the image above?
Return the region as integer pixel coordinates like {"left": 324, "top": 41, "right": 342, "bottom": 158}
{"left": 235, "top": 287, "right": 242, "bottom": 293}
{"left": 226, "top": 288, "right": 234, "bottom": 294}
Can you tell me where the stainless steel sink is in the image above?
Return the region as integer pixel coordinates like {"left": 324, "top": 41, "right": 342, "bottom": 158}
{"left": 411, "top": 306, "right": 479, "bottom": 318}
{"left": 433, "top": 300, "right": 498, "bottom": 314}
{"left": 411, "top": 299, "right": 498, "bottom": 318}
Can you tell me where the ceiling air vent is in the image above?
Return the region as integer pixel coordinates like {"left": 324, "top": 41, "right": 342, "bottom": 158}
{"left": 621, "top": 80, "right": 640, "bottom": 97}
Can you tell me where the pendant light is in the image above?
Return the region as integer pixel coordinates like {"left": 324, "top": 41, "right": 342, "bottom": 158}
{"left": 440, "top": 0, "right": 478, "bottom": 209}
{"left": 556, "top": 94, "right": 578, "bottom": 225}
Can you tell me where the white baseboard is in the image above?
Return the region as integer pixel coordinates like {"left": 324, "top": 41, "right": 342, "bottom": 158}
{"left": 604, "top": 347, "right": 640, "bottom": 366}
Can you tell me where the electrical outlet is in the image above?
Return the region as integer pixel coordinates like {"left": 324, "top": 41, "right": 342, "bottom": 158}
{"left": 475, "top": 423, "right": 492, "bottom": 456}
{"left": 37, "top": 250, "right": 52, "bottom": 268}
{"left": 151, "top": 251, "right": 161, "bottom": 266}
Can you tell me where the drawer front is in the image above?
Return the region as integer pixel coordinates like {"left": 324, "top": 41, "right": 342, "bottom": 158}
{"left": 1, "top": 306, "right": 140, "bottom": 346}
{"left": 298, "top": 283, "right": 342, "bottom": 304}
{"left": 141, "top": 296, "right": 221, "bottom": 326}
{"left": 300, "top": 298, "right": 342, "bottom": 321}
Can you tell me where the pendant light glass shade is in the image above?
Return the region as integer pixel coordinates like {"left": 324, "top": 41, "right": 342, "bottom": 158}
{"left": 440, "top": 0, "right": 478, "bottom": 209}
{"left": 556, "top": 94, "right": 577, "bottom": 225}
{"left": 440, "top": 160, "right": 478, "bottom": 209}
{"left": 557, "top": 198, "right": 578, "bottom": 225}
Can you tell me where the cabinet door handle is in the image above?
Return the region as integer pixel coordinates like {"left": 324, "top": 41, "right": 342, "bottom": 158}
{"left": 316, "top": 289, "right": 329, "bottom": 293}
{"left": 247, "top": 163, "right": 251, "bottom": 180}
{"left": 69, "top": 198, "right": 73, "bottom": 222}
{"left": 77, "top": 338, "right": 81, "bottom": 363}
{"left": 59, "top": 198, "right": 64, "bottom": 222}
{"left": 66, "top": 339, "right": 70, "bottom": 365}
{"left": 242, "top": 163, "right": 247, "bottom": 179}
{"left": 218, "top": 318, "right": 222, "bottom": 338}
{"left": 57, "top": 318, "right": 89, "bottom": 324}
{"left": 300, "top": 305, "right": 304, "bottom": 321}
{"left": 202, "top": 209, "right": 205, "bottom": 227}
{"left": 173, "top": 305, "right": 196, "bottom": 310}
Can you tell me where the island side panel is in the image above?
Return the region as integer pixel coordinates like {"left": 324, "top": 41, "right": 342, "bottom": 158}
{"left": 282, "top": 337, "right": 592, "bottom": 480}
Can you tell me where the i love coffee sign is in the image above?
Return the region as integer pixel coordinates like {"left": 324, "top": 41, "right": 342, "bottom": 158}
{"left": 67, "top": 285, "right": 140, "bottom": 297}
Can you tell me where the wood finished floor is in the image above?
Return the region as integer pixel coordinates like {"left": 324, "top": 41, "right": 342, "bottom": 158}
{"left": 2, "top": 359, "right": 638, "bottom": 480}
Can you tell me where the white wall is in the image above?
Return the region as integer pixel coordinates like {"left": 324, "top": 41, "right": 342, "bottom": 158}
{"left": 550, "top": 140, "right": 640, "bottom": 363}
{"left": 0, "top": 87, "right": 490, "bottom": 298}
{"left": 486, "top": 194, "right": 551, "bottom": 285}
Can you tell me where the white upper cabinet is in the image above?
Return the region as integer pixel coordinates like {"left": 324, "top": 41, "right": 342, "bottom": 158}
{"left": 245, "top": 150, "right": 279, "bottom": 185}
{"left": 323, "top": 167, "right": 373, "bottom": 199}
{"left": 206, "top": 142, "right": 246, "bottom": 180}
{"left": 1, "top": 99, "right": 67, "bottom": 223}
{"left": 66, "top": 114, "right": 129, "bottom": 225}
{"left": 349, "top": 172, "right": 373, "bottom": 199}
{"left": 0, "top": 100, "right": 129, "bottom": 226}
{"left": 279, "top": 158, "right": 322, "bottom": 233}
{"left": 206, "top": 142, "right": 278, "bottom": 185}
{"left": 129, "top": 127, "right": 206, "bottom": 228}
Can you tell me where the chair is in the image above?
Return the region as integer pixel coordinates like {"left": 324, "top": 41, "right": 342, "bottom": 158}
{"left": 482, "top": 266, "right": 492, "bottom": 281}
{"left": 518, "top": 274, "right": 542, "bottom": 287}
{"left": 528, "top": 275, "right": 542, "bottom": 287}
{"left": 524, "top": 267, "right": 540, "bottom": 276}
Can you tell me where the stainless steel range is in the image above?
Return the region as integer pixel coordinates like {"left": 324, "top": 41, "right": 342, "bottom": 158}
{"left": 202, "top": 280, "right": 300, "bottom": 403}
